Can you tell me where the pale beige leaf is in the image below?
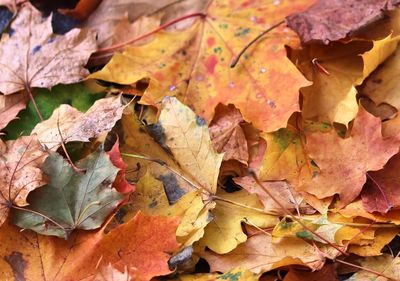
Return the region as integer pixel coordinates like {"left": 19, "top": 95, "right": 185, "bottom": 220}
{"left": 0, "top": 92, "right": 28, "bottom": 130}
{"left": 32, "top": 96, "right": 125, "bottom": 149}
{"left": 0, "top": 135, "right": 47, "bottom": 226}
{"left": 0, "top": 5, "right": 97, "bottom": 95}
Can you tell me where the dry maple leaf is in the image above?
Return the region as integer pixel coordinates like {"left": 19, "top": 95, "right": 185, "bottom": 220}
{"left": 299, "top": 106, "right": 400, "bottom": 206}
{"left": 0, "top": 92, "right": 28, "bottom": 131}
{"left": 0, "top": 211, "right": 179, "bottom": 281}
{"left": 0, "top": 135, "right": 47, "bottom": 227}
{"left": 286, "top": 0, "right": 400, "bottom": 44}
{"left": 0, "top": 4, "right": 97, "bottom": 95}
{"left": 90, "top": 0, "right": 314, "bottom": 132}
{"left": 31, "top": 96, "right": 126, "bottom": 149}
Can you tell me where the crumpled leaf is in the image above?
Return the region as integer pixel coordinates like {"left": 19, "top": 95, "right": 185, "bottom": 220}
{"left": 90, "top": 0, "right": 313, "bottom": 132}
{"left": 0, "top": 92, "right": 28, "bottom": 131}
{"left": 201, "top": 234, "right": 324, "bottom": 274}
{"left": 0, "top": 4, "right": 97, "bottom": 95}
{"left": 0, "top": 135, "right": 47, "bottom": 227}
{"left": 286, "top": 0, "right": 400, "bottom": 44}
{"left": 199, "top": 189, "right": 278, "bottom": 254}
{"left": 0, "top": 211, "right": 179, "bottom": 281}
{"left": 12, "top": 145, "right": 124, "bottom": 238}
{"left": 298, "top": 106, "right": 400, "bottom": 206}
{"left": 31, "top": 96, "right": 125, "bottom": 150}
{"left": 209, "top": 104, "right": 249, "bottom": 164}
{"left": 361, "top": 153, "right": 400, "bottom": 213}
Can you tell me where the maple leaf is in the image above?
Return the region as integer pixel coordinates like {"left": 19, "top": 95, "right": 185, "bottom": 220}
{"left": 0, "top": 135, "right": 47, "bottom": 227}
{"left": 0, "top": 211, "right": 179, "bottom": 281}
{"left": 201, "top": 234, "right": 324, "bottom": 274}
{"left": 0, "top": 4, "right": 97, "bottom": 95}
{"left": 31, "top": 96, "right": 125, "bottom": 149}
{"left": 0, "top": 92, "right": 28, "bottom": 131}
{"left": 90, "top": 0, "right": 314, "bottom": 132}
{"left": 361, "top": 154, "right": 400, "bottom": 213}
{"left": 286, "top": 0, "right": 400, "bottom": 44}
{"left": 298, "top": 105, "right": 400, "bottom": 206}
{"left": 12, "top": 145, "right": 124, "bottom": 238}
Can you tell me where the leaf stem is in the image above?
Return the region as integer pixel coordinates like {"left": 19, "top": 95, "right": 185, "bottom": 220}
{"left": 25, "top": 86, "right": 43, "bottom": 121}
{"left": 335, "top": 259, "right": 397, "bottom": 280}
{"left": 93, "top": 12, "right": 206, "bottom": 55}
{"left": 230, "top": 20, "right": 285, "bottom": 68}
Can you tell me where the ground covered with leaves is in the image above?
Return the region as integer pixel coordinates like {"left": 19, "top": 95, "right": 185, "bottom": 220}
{"left": 1, "top": 0, "right": 400, "bottom": 280}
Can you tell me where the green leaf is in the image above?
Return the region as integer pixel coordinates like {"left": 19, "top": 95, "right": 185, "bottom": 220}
{"left": 12, "top": 144, "right": 123, "bottom": 238}
{"left": 4, "top": 83, "right": 105, "bottom": 140}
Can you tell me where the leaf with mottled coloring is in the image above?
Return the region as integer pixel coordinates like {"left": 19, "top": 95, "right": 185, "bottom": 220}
{"left": 90, "top": 0, "right": 314, "bottom": 132}
{"left": 0, "top": 4, "right": 97, "bottom": 95}
{"left": 32, "top": 96, "right": 125, "bottom": 150}
{"left": 12, "top": 145, "right": 124, "bottom": 237}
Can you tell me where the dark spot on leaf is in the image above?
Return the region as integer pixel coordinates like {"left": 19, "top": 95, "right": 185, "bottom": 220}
{"left": 149, "top": 200, "right": 157, "bottom": 208}
{"left": 168, "top": 246, "right": 193, "bottom": 270}
{"left": 5, "top": 252, "right": 27, "bottom": 281}
{"left": 157, "top": 173, "right": 185, "bottom": 204}
{"left": 8, "top": 27, "right": 15, "bottom": 36}
{"left": 47, "top": 37, "right": 56, "bottom": 44}
{"left": 0, "top": 7, "right": 13, "bottom": 34}
{"left": 372, "top": 78, "right": 383, "bottom": 84}
{"left": 147, "top": 122, "right": 172, "bottom": 154}
{"left": 195, "top": 115, "right": 206, "bottom": 126}
{"left": 32, "top": 45, "right": 41, "bottom": 55}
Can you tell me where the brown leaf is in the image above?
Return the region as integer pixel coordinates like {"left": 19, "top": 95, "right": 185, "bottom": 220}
{"left": 0, "top": 4, "right": 97, "bottom": 95}
{"left": 299, "top": 105, "right": 400, "bottom": 206}
{"left": 361, "top": 153, "right": 400, "bottom": 213}
{"left": 286, "top": 0, "right": 400, "bottom": 44}
{"left": 283, "top": 265, "right": 339, "bottom": 281}
{"left": 209, "top": 104, "right": 249, "bottom": 164}
{"left": 31, "top": 96, "right": 125, "bottom": 150}
{"left": 0, "top": 92, "right": 28, "bottom": 131}
{"left": 0, "top": 135, "right": 47, "bottom": 227}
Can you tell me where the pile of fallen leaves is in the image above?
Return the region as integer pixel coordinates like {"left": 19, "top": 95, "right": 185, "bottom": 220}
{"left": 2, "top": 0, "right": 400, "bottom": 280}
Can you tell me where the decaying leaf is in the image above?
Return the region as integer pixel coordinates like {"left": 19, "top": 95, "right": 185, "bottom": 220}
{"left": 299, "top": 106, "right": 400, "bottom": 206}
{"left": 31, "top": 96, "right": 125, "bottom": 149}
{"left": 0, "top": 135, "right": 47, "bottom": 227}
{"left": 13, "top": 145, "right": 124, "bottom": 237}
{"left": 0, "top": 4, "right": 97, "bottom": 95}
{"left": 286, "top": 0, "right": 400, "bottom": 44}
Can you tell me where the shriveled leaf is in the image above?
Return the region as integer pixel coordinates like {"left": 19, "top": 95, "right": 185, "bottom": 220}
{"left": 0, "top": 212, "right": 179, "bottom": 281}
{"left": 209, "top": 104, "right": 248, "bottom": 164}
{"left": 0, "top": 135, "right": 47, "bottom": 227}
{"left": 201, "top": 234, "right": 324, "bottom": 274}
{"left": 13, "top": 145, "right": 123, "bottom": 237}
{"left": 0, "top": 92, "right": 27, "bottom": 131}
{"left": 286, "top": 0, "right": 400, "bottom": 44}
{"left": 299, "top": 106, "right": 400, "bottom": 206}
{"left": 31, "top": 96, "right": 125, "bottom": 150}
{"left": 0, "top": 4, "right": 97, "bottom": 95}
{"left": 90, "top": 0, "right": 313, "bottom": 132}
